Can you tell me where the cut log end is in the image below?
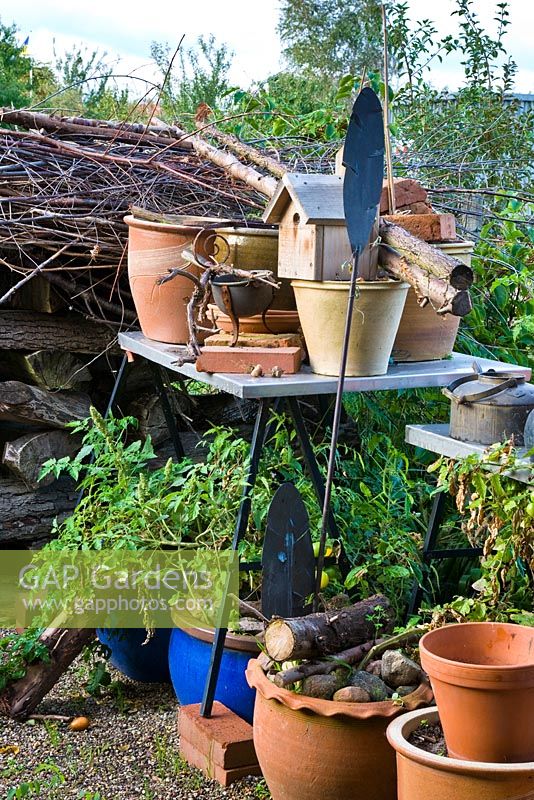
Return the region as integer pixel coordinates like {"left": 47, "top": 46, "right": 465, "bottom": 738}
{"left": 264, "top": 618, "right": 296, "bottom": 662}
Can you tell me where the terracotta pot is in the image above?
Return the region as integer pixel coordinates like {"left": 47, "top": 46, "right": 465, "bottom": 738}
{"left": 419, "top": 622, "right": 534, "bottom": 763}
{"left": 393, "top": 240, "right": 474, "bottom": 362}
{"left": 291, "top": 279, "right": 409, "bottom": 376}
{"left": 214, "top": 226, "right": 296, "bottom": 310}
{"left": 210, "top": 307, "right": 300, "bottom": 335}
{"left": 125, "top": 215, "right": 216, "bottom": 344}
{"left": 387, "top": 707, "right": 534, "bottom": 800}
{"left": 246, "top": 657, "right": 433, "bottom": 800}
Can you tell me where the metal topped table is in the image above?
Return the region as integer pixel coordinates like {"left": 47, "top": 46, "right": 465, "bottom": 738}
{"left": 118, "top": 331, "right": 530, "bottom": 398}
{"left": 114, "top": 331, "right": 531, "bottom": 715}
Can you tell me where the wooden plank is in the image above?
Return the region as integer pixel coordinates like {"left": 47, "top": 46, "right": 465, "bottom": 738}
{"left": 0, "top": 311, "right": 121, "bottom": 353}
{"left": 0, "top": 381, "right": 90, "bottom": 428}
{"left": 3, "top": 430, "right": 81, "bottom": 488}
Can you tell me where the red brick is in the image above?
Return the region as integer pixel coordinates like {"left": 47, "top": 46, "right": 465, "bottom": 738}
{"left": 179, "top": 738, "right": 262, "bottom": 788}
{"left": 382, "top": 213, "right": 457, "bottom": 242}
{"left": 204, "top": 332, "right": 303, "bottom": 349}
{"left": 196, "top": 346, "right": 303, "bottom": 375}
{"left": 178, "top": 702, "right": 257, "bottom": 770}
{"left": 380, "top": 178, "right": 427, "bottom": 213}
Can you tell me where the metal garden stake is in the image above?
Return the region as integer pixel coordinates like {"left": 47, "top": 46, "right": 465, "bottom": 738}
{"left": 314, "top": 88, "right": 386, "bottom": 607}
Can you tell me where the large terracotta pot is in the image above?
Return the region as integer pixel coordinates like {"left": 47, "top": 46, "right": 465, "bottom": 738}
{"left": 246, "top": 657, "right": 433, "bottom": 800}
{"left": 392, "top": 240, "right": 474, "bottom": 362}
{"left": 125, "top": 215, "right": 216, "bottom": 344}
{"left": 387, "top": 707, "right": 534, "bottom": 800}
{"left": 291, "top": 279, "right": 409, "bottom": 376}
{"left": 214, "top": 226, "right": 295, "bottom": 310}
{"left": 419, "top": 622, "right": 534, "bottom": 763}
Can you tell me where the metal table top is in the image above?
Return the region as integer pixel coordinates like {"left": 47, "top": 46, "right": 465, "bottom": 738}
{"left": 406, "top": 423, "right": 532, "bottom": 484}
{"left": 118, "top": 331, "right": 531, "bottom": 400}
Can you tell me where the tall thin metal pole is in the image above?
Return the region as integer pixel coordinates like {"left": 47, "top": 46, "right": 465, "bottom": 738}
{"left": 314, "top": 248, "right": 361, "bottom": 608}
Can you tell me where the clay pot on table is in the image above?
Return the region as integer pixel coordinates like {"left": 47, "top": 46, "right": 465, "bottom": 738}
{"left": 387, "top": 707, "right": 534, "bottom": 800}
{"left": 419, "top": 622, "right": 534, "bottom": 763}
{"left": 214, "top": 226, "right": 295, "bottom": 310}
{"left": 210, "top": 306, "right": 300, "bottom": 335}
{"left": 392, "top": 240, "right": 474, "bottom": 362}
{"left": 291, "top": 279, "right": 409, "bottom": 376}
{"left": 245, "top": 657, "right": 432, "bottom": 800}
{"left": 125, "top": 215, "right": 216, "bottom": 344}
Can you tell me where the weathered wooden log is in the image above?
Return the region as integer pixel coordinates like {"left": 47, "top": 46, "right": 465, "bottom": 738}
{"left": 264, "top": 595, "right": 393, "bottom": 661}
{"left": 2, "top": 351, "right": 91, "bottom": 390}
{"left": 0, "top": 628, "right": 95, "bottom": 720}
{"left": 0, "top": 381, "right": 90, "bottom": 428}
{"left": 379, "top": 245, "right": 472, "bottom": 316}
{"left": 127, "top": 392, "right": 186, "bottom": 446}
{"left": 379, "top": 220, "right": 473, "bottom": 289}
{"left": 0, "top": 311, "right": 120, "bottom": 353}
{"left": 0, "top": 107, "right": 194, "bottom": 150}
{"left": 0, "top": 476, "right": 76, "bottom": 542}
{"left": 3, "top": 430, "right": 81, "bottom": 488}
{"left": 182, "top": 130, "right": 277, "bottom": 198}
{"left": 199, "top": 121, "right": 287, "bottom": 179}
{"left": 273, "top": 640, "right": 376, "bottom": 687}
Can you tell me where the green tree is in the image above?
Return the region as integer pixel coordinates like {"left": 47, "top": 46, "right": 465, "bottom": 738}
{"left": 151, "top": 35, "right": 233, "bottom": 120}
{"left": 0, "top": 19, "right": 31, "bottom": 106}
{"left": 277, "top": 0, "right": 382, "bottom": 78}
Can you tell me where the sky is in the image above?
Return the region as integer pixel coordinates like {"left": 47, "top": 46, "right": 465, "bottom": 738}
{"left": 2, "top": 0, "right": 534, "bottom": 94}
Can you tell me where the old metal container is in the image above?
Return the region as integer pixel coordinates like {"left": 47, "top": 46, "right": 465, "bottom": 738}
{"left": 443, "top": 369, "right": 534, "bottom": 445}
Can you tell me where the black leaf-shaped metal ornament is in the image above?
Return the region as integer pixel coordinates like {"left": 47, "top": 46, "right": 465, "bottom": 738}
{"left": 342, "top": 87, "right": 385, "bottom": 268}
{"left": 314, "top": 88, "right": 385, "bottom": 606}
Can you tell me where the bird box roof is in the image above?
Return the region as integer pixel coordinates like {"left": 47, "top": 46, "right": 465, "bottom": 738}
{"left": 262, "top": 172, "right": 345, "bottom": 225}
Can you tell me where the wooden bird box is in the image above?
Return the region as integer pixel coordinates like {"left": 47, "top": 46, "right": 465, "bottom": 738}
{"left": 263, "top": 173, "right": 376, "bottom": 281}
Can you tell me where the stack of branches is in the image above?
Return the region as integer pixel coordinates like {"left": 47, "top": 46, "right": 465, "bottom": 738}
{"left": 0, "top": 109, "right": 268, "bottom": 325}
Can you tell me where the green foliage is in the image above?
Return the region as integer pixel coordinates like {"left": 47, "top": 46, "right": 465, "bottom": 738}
{"left": 0, "top": 19, "right": 31, "bottom": 106}
{"left": 278, "top": 0, "right": 382, "bottom": 78}
{"left": 6, "top": 763, "right": 66, "bottom": 799}
{"left": 49, "top": 44, "right": 131, "bottom": 119}
{"left": 432, "top": 442, "right": 534, "bottom": 621}
{"left": 152, "top": 35, "right": 232, "bottom": 120}
{"left": 459, "top": 202, "right": 534, "bottom": 366}
{"left": 0, "top": 628, "right": 49, "bottom": 691}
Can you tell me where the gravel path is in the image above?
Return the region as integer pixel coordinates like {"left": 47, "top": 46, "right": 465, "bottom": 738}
{"left": 0, "top": 648, "right": 268, "bottom": 800}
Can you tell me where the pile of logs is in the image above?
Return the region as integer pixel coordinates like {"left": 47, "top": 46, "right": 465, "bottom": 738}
{"left": 0, "top": 110, "right": 273, "bottom": 543}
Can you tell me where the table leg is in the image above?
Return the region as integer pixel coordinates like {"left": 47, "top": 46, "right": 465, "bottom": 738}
{"left": 285, "top": 397, "right": 341, "bottom": 544}
{"left": 200, "top": 397, "right": 275, "bottom": 718}
{"left": 75, "top": 353, "right": 129, "bottom": 507}
{"left": 150, "top": 364, "right": 185, "bottom": 461}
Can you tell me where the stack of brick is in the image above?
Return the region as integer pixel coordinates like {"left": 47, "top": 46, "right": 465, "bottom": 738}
{"left": 178, "top": 702, "right": 261, "bottom": 787}
{"left": 380, "top": 178, "right": 457, "bottom": 242}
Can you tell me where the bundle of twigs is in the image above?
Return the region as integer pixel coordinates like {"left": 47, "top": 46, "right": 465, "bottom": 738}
{"left": 0, "top": 109, "right": 268, "bottom": 325}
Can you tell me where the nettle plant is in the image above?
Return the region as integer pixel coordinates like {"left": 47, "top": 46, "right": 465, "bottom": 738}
{"left": 39, "top": 409, "right": 425, "bottom": 618}
{"left": 432, "top": 442, "right": 534, "bottom": 624}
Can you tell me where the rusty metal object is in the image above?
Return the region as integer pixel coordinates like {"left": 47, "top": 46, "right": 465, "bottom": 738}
{"left": 443, "top": 367, "right": 534, "bottom": 445}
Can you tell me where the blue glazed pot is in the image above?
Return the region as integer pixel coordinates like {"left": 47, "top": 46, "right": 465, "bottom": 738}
{"left": 168, "top": 627, "right": 259, "bottom": 723}
{"left": 97, "top": 628, "right": 171, "bottom": 683}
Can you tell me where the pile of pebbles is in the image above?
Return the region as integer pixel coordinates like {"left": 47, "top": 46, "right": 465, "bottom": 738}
{"left": 298, "top": 649, "right": 425, "bottom": 702}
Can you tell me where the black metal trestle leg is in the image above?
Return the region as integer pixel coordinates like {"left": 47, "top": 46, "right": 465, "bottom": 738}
{"left": 200, "top": 397, "right": 275, "bottom": 718}
{"left": 405, "top": 490, "right": 483, "bottom": 621}
{"left": 285, "top": 397, "right": 352, "bottom": 575}
{"left": 150, "top": 364, "right": 185, "bottom": 461}
{"left": 75, "top": 353, "right": 129, "bottom": 507}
